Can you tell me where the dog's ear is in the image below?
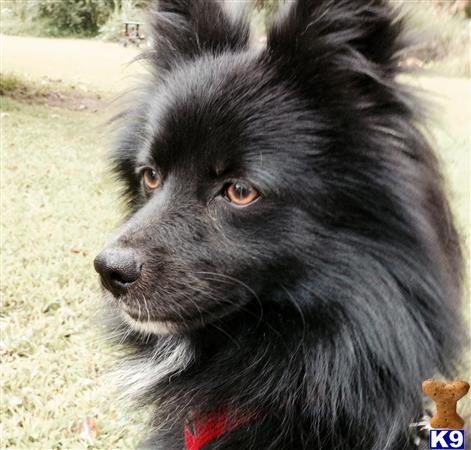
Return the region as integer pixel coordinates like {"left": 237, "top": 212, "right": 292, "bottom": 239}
{"left": 267, "top": 0, "right": 405, "bottom": 77}
{"left": 147, "top": 0, "right": 250, "bottom": 73}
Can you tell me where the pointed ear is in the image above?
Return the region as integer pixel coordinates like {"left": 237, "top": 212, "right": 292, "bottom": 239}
{"left": 267, "top": 0, "right": 404, "bottom": 76}
{"left": 147, "top": 0, "right": 250, "bottom": 73}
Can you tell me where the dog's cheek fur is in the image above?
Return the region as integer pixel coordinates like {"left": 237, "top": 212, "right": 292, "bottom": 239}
{"left": 113, "top": 198, "right": 310, "bottom": 326}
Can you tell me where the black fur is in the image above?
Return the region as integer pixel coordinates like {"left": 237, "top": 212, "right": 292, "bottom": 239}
{"left": 99, "top": 1, "right": 467, "bottom": 448}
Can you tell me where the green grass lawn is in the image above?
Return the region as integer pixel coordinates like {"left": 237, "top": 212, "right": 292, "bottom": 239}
{"left": 1, "top": 97, "right": 147, "bottom": 448}
{"left": 1, "top": 72, "right": 469, "bottom": 447}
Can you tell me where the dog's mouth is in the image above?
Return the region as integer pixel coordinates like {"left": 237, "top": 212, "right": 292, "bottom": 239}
{"left": 102, "top": 290, "right": 183, "bottom": 335}
{"left": 120, "top": 309, "right": 179, "bottom": 336}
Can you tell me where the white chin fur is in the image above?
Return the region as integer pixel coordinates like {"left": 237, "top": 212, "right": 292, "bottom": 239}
{"left": 120, "top": 310, "right": 176, "bottom": 335}
{"left": 109, "top": 334, "right": 193, "bottom": 402}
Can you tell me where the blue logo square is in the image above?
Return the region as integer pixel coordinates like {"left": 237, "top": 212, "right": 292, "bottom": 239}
{"left": 429, "top": 429, "right": 465, "bottom": 450}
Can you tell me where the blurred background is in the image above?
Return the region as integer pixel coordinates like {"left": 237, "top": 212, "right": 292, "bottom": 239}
{"left": 1, "top": 0, "right": 470, "bottom": 448}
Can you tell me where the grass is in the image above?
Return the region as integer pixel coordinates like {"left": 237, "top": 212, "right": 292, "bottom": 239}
{"left": 0, "top": 72, "right": 106, "bottom": 111}
{"left": 0, "top": 72, "right": 24, "bottom": 93}
{"left": 0, "top": 71, "right": 74, "bottom": 98}
{"left": 1, "top": 96, "right": 147, "bottom": 448}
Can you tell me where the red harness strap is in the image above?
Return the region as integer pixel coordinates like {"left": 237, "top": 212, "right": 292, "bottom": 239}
{"left": 184, "top": 410, "right": 254, "bottom": 450}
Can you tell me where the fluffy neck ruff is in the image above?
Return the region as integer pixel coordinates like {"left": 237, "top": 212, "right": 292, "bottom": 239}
{"left": 106, "top": 294, "right": 462, "bottom": 450}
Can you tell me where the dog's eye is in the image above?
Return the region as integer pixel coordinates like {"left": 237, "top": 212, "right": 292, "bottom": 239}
{"left": 224, "top": 182, "right": 259, "bottom": 206}
{"left": 142, "top": 168, "right": 161, "bottom": 190}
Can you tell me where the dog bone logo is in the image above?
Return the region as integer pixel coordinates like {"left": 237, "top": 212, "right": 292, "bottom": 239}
{"left": 422, "top": 379, "right": 470, "bottom": 429}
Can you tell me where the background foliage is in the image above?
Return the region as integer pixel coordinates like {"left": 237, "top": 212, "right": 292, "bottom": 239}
{"left": 35, "top": 0, "right": 115, "bottom": 36}
{"left": 2, "top": 0, "right": 148, "bottom": 37}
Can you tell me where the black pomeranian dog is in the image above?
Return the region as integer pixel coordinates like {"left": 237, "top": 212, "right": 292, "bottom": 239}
{"left": 94, "top": 1, "right": 467, "bottom": 449}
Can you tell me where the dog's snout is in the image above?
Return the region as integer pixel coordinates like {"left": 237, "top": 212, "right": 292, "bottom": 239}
{"left": 94, "top": 248, "right": 142, "bottom": 297}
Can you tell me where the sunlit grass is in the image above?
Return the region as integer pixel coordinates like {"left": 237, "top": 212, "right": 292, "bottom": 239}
{"left": 1, "top": 97, "right": 146, "bottom": 448}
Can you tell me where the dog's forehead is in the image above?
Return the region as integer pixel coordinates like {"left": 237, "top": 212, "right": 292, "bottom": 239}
{"left": 134, "top": 53, "right": 326, "bottom": 194}
{"left": 145, "top": 54, "right": 258, "bottom": 159}
{"left": 140, "top": 53, "right": 311, "bottom": 170}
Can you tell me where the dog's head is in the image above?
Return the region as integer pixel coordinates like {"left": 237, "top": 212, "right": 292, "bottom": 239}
{"left": 95, "top": 0, "right": 411, "bottom": 335}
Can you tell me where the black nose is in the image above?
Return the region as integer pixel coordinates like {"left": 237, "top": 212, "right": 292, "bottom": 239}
{"left": 94, "top": 248, "right": 142, "bottom": 297}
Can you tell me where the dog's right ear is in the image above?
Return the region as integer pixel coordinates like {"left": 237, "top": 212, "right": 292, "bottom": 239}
{"left": 266, "top": 0, "right": 405, "bottom": 79}
{"left": 146, "top": 0, "right": 250, "bottom": 74}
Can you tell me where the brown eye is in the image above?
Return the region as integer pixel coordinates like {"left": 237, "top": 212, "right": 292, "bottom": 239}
{"left": 142, "top": 168, "right": 161, "bottom": 190}
{"left": 225, "top": 181, "right": 259, "bottom": 206}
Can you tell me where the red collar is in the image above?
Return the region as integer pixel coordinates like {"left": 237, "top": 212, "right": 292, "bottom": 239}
{"left": 184, "top": 409, "right": 254, "bottom": 450}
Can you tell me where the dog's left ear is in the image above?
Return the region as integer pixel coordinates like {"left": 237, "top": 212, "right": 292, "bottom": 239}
{"left": 266, "top": 0, "right": 405, "bottom": 78}
{"left": 147, "top": 0, "right": 250, "bottom": 74}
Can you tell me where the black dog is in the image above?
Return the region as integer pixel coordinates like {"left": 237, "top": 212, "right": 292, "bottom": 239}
{"left": 94, "top": 1, "right": 467, "bottom": 448}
